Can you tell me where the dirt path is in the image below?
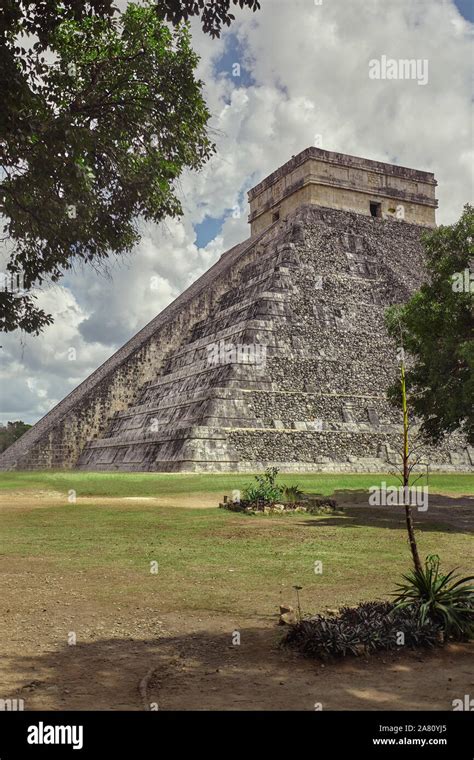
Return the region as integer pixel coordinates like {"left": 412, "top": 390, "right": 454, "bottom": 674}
{"left": 143, "top": 621, "right": 474, "bottom": 711}
{"left": 0, "top": 490, "right": 218, "bottom": 510}
{"left": 1, "top": 607, "right": 472, "bottom": 711}
{"left": 1, "top": 556, "right": 472, "bottom": 712}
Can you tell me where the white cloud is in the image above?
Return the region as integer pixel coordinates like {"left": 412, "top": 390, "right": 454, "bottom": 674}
{"left": 2, "top": 0, "right": 472, "bottom": 423}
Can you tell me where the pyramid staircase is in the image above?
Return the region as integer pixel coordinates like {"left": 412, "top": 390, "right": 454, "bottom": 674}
{"left": 77, "top": 237, "right": 299, "bottom": 470}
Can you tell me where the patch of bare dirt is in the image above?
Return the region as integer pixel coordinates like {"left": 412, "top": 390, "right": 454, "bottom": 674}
{"left": 0, "top": 491, "right": 217, "bottom": 510}
{"left": 0, "top": 554, "right": 472, "bottom": 712}
{"left": 1, "top": 601, "right": 472, "bottom": 711}
{"left": 142, "top": 622, "right": 474, "bottom": 711}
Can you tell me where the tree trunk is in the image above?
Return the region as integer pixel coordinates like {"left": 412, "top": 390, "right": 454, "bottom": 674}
{"left": 404, "top": 503, "right": 422, "bottom": 574}
{"left": 401, "top": 357, "right": 423, "bottom": 574}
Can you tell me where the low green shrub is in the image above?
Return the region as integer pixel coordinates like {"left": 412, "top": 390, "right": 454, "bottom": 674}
{"left": 225, "top": 471, "right": 344, "bottom": 514}
{"left": 242, "top": 467, "right": 283, "bottom": 505}
{"left": 282, "top": 601, "right": 443, "bottom": 659}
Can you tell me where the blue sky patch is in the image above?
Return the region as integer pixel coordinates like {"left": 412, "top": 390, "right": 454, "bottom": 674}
{"left": 213, "top": 33, "right": 255, "bottom": 88}
{"left": 454, "top": 0, "right": 474, "bottom": 22}
{"left": 194, "top": 214, "right": 226, "bottom": 248}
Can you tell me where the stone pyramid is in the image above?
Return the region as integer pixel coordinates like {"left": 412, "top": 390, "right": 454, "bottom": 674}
{"left": 1, "top": 148, "right": 471, "bottom": 472}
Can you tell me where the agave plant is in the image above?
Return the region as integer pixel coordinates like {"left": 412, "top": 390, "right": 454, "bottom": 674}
{"left": 393, "top": 554, "right": 474, "bottom": 638}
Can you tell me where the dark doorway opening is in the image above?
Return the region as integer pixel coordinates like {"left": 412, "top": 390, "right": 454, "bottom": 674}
{"left": 370, "top": 202, "right": 382, "bottom": 218}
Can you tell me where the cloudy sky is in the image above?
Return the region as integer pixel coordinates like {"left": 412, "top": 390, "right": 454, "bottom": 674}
{"left": 1, "top": 0, "right": 473, "bottom": 425}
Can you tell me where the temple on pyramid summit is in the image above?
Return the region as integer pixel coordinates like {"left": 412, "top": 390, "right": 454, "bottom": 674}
{"left": 1, "top": 147, "right": 471, "bottom": 472}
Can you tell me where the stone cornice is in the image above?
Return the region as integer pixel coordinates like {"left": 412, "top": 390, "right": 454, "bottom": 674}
{"left": 248, "top": 147, "right": 437, "bottom": 202}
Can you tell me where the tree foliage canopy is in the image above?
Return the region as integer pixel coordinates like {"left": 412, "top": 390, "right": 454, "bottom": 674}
{"left": 157, "top": 0, "right": 260, "bottom": 38}
{"left": 386, "top": 204, "right": 474, "bottom": 446}
{"left": 0, "top": 1, "right": 260, "bottom": 334}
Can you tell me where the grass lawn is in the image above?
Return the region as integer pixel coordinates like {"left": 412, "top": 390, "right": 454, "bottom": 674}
{"left": 0, "top": 469, "right": 472, "bottom": 497}
{"left": 1, "top": 501, "right": 472, "bottom": 616}
{"left": 0, "top": 471, "right": 472, "bottom": 711}
{"left": 0, "top": 470, "right": 472, "bottom": 617}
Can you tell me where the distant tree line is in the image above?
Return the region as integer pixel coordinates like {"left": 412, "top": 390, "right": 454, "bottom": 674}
{"left": 0, "top": 421, "right": 32, "bottom": 453}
